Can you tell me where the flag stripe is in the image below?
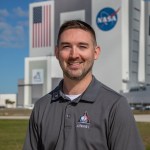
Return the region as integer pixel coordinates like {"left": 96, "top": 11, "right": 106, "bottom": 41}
{"left": 49, "top": 5, "right": 51, "bottom": 46}
{"left": 45, "top": 6, "right": 48, "bottom": 46}
{"left": 149, "top": 16, "right": 150, "bottom": 36}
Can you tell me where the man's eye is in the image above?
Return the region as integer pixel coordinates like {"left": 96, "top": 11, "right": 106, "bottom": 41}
{"left": 62, "top": 45, "right": 70, "bottom": 49}
{"left": 80, "top": 45, "right": 87, "bottom": 49}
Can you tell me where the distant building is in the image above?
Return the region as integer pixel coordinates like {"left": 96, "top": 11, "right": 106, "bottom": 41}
{"left": 123, "top": 85, "right": 150, "bottom": 105}
{"left": 17, "top": 0, "right": 150, "bottom": 106}
{"left": 0, "top": 94, "right": 16, "bottom": 108}
{"left": 17, "top": 79, "right": 25, "bottom": 107}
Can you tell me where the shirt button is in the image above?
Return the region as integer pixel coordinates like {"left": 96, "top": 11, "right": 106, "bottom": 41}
{"left": 66, "top": 114, "right": 71, "bottom": 118}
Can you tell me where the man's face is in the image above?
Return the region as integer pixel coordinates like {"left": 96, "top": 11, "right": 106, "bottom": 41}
{"left": 55, "top": 29, "right": 100, "bottom": 81}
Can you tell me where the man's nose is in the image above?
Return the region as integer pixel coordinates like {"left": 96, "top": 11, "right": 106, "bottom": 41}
{"left": 70, "top": 46, "right": 79, "bottom": 58}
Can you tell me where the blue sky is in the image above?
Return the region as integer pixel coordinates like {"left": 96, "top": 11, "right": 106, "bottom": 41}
{"left": 0, "top": 0, "right": 49, "bottom": 94}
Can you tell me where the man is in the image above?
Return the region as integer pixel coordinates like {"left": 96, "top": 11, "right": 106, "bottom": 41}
{"left": 23, "top": 20, "right": 145, "bottom": 150}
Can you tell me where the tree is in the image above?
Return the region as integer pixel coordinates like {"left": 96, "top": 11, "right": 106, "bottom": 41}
{"left": 5, "top": 99, "right": 15, "bottom": 107}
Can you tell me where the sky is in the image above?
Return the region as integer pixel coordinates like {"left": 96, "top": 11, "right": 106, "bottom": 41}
{"left": 0, "top": 0, "right": 49, "bottom": 94}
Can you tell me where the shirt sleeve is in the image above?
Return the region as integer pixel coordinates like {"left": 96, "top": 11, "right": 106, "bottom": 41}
{"left": 23, "top": 107, "right": 41, "bottom": 150}
{"left": 107, "top": 96, "right": 145, "bottom": 150}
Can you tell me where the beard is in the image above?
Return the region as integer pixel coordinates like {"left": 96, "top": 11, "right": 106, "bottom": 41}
{"left": 59, "top": 59, "right": 94, "bottom": 81}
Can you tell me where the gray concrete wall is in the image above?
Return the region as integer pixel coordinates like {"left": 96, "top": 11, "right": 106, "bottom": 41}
{"left": 55, "top": 0, "right": 91, "bottom": 45}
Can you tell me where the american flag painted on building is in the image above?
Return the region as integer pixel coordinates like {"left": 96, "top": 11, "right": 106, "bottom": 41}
{"left": 32, "top": 4, "right": 51, "bottom": 48}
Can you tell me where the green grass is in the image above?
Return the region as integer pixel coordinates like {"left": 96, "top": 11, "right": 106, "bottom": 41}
{"left": 0, "top": 120, "right": 28, "bottom": 150}
{"left": 133, "top": 110, "right": 150, "bottom": 115}
{"left": 0, "top": 108, "right": 32, "bottom": 116}
{"left": 137, "top": 122, "right": 150, "bottom": 150}
{"left": 0, "top": 120, "right": 149, "bottom": 150}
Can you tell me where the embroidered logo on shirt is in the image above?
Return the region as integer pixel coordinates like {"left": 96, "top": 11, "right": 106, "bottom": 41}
{"left": 76, "top": 111, "right": 90, "bottom": 129}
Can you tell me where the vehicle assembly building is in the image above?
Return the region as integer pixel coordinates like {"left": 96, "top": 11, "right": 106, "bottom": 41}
{"left": 17, "top": 0, "right": 150, "bottom": 107}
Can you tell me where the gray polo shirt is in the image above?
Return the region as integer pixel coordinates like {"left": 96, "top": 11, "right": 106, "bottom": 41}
{"left": 23, "top": 76, "right": 145, "bottom": 150}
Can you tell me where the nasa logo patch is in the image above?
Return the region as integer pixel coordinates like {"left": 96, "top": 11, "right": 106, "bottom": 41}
{"left": 76, "top": 111, "right": 90, "bottom": 129}
{"left": 96, "top": 7, "right": 120, "bottom": 31}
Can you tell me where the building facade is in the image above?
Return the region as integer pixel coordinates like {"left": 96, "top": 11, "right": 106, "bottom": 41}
{"left": 17, "top": 0, "right": 150, "bottom": 106}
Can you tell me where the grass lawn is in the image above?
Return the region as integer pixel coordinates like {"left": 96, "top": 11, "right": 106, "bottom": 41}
{"left": 0, "top": 119, "right": 149, "bottom": 150}
{"left": 0, "top": 120, "right": 28, "bottom": 150}
{"left": 137, "top": 122, "right": 150, "bottom": 150}
{"left": 133, "top": 110, "right": 150, "bottom": 115}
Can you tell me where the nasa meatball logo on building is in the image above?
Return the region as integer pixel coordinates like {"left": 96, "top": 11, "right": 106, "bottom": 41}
{"left": 96, "top": 7, "right": 120, "bottom": 31}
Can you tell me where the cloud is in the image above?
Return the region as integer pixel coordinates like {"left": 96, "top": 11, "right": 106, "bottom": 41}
{"left": 0, "top": 7, "right": 28, "bottom": 21}
{"left": 13, "top": 7, "right": 28, "bottom": 17}
{"left": 18, "top": 20, "right": 29, "bottom": 27}
{"left": 0, "top": 22, "right": 27, "bottom": 48}
{"left": 0, "top": 9, "right": 9, "bottom": 21}
{"left": 0, "top": 9, "right": 9, "bottom": 17}
{"left": 0, "top": 7, "right": 29, "bottom": 49}
{"left": 33, "top": 0, "right": 50, "bottom": 2}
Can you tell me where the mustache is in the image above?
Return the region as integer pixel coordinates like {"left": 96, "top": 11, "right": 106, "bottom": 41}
{"left": 67, "top": 57, "right": 82, "bottom": 62}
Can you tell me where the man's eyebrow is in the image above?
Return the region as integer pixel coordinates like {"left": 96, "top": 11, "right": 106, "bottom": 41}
{"left": 59, "top": 42, "right": 89, "bottom": 46}
{"left": 59, "top": 42, "right": 70, "bottom": 45}
{"left": 78, "top": 42, "right": 89, "bottom": 45}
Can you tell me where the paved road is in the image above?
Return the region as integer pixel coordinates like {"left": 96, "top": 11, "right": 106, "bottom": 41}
{"left": 134, "top": 114, "right": 150, "bottom": 122}
{"left": 0, "top": 116, "right": 30, "bottom": 120}
{"left": 0, "top": 115, "right": 150, "bottom": 122}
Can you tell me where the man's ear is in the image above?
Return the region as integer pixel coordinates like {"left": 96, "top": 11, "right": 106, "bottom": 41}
{"left": 94, "top": 46, "right": 101, "bottom": 60}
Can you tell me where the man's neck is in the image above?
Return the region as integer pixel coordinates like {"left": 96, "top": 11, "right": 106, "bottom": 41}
{"left": 63, "top": 74, "right": 93, "bottom": 95}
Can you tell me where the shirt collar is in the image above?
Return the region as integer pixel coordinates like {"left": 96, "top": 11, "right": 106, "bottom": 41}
{"left": 80, "top": 76, "right": 102, "bottom": 103}
{"left": 51, "top": 76, "right": 102, "bottom": 103}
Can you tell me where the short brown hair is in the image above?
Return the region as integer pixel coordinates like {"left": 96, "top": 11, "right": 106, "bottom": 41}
{"left": 57, "top": 20, "right": 97, "bottom": 46}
